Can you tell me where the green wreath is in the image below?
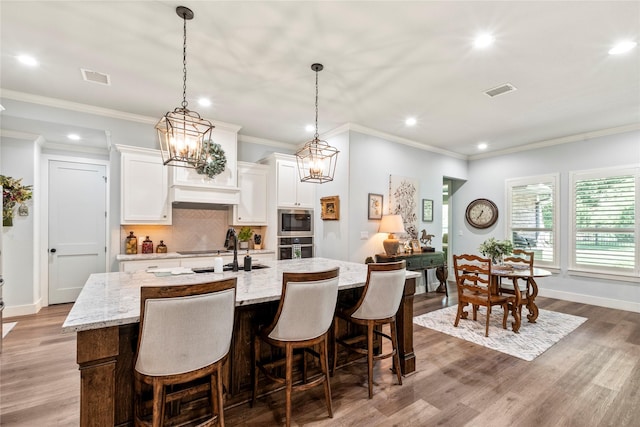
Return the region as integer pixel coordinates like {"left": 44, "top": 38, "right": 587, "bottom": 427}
{"left": 196, "top": 141, "right": 227, "bottom": 178}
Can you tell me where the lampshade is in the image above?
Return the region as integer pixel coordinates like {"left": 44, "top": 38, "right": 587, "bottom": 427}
{"left": 379, "top": 214, "right": 405, "bottom": 256}
{"left": 378, "top": 214, "right": 405, "bottom": 234}
{"left": 157, "top": 6, "right": 213, "bottom": 169}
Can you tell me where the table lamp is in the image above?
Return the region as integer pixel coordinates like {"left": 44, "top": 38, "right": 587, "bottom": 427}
{"left": 378, "top": 214, "right": 405, "bottom": 256}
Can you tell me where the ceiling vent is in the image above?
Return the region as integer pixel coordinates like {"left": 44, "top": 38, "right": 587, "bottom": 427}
{"left": 81, "top": 68, "right": 111, "bottom": 85}
{"left": 484, "top": 83, "right": 517, "bottom": 98}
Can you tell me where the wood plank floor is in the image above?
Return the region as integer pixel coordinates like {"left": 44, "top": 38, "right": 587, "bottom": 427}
{"left": 2, "top": 286, "right": 639, "bottom": 426}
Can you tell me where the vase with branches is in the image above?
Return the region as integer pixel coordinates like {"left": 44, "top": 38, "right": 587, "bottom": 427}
{"left": 1, "top": 175, "right": 33, "bottom": 227}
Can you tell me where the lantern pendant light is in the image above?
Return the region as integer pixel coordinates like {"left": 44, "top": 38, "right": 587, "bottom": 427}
{"left": 295, "top": 63, "right": 339, "bottom": 184}
{"left": 156, "top": 6, "right": 213, "bottom": 168}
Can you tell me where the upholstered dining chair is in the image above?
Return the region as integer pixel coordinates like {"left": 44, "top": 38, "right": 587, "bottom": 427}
{"left": 499, "top": 249, "right": 535, "bottom": 318}
{"left": 332, "top": 261, "right": 406, "bottom": 399}
{"left": 133, "top": 278, "right": 237, "bottom": 427}
{"left": 252, "top": 268, "right": 340, "bottom": 427}
{"left": 453, "top": 254, "right": 509, "bottom": 337}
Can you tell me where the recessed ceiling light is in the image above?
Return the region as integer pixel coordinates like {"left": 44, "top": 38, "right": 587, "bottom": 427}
{"left": 608, "top": 40, "right": 637, "bottom": 55}
{"left": 474, "top": 34, "right": 495, "bottom": 49}
{"left": 305, "top": 124, "right": 315, "bottom": 132}
{"left": 198, "top": 98, "right": 212, "bottom": 107}
{"left": 478, "top": 142, "right": 488, "bottom": 150}
{"left": 405, "top": 117, "right": 417, "bottom": 126}
{"left": 67, "top": 134, "right": 81, "bottom": 141}
{"left": 17, "top": 54, "right": 38, "bottom": 67}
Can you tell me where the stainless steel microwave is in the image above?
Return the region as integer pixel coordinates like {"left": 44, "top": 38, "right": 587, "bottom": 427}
{"left": 278, "top": 209, "right": 314, "bottom": 236}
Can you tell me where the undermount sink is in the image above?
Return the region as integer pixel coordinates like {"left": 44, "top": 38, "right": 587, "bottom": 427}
{"left": 192, "top": 264, "right": 270, "bottom": 273}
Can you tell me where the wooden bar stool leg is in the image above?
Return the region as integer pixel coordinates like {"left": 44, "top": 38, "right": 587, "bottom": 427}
{"left": 285, "top": 344, "right": 293, "bottom": 427}
{"left": 251, "top": 336, "right": 259, "bottom": 407}
{"left": 152, "top": 381, "right": 164, "bottom": 427}
{"left": 331, "top": 317, "right": 339, "bottom": 375}
{"left": 367, "top": 322, "right": 374, "bottom": 399}
{"left": 217, "top": 369, "right": 225, "bottom": 427}
{"left": 320, "top": 338, "right": 333, "bottom": 418}
{"left": 390, "top": 320, "right": 402, "bottom": 386}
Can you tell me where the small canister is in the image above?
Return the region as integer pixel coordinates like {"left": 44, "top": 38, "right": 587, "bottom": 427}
{"left": 244, "top": 251, "right": 252, "bottom": 271}
{"left": 156, "top": 240, "right": 167, "bottom": 253}
{"left": 141, "top": 236, "right": 153, "bottom": 254}
{"left": 125, "top": 231, "right": 138, "bottom": 254}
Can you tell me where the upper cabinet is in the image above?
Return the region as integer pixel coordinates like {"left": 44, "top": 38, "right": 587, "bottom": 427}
{"left": 170, "top": 122, "right": 241, "bottom": 205}
{"left": 262, "top": 153, "right": 315, "bottom": 209}
{"left": 231, "top": 162, "right": 269, "bottom": 225}
{"left": 118, "top": 145, "right": 171, "bottom": 225}
{"left": 277, "top": 157, "right": 315, "bottom": 208}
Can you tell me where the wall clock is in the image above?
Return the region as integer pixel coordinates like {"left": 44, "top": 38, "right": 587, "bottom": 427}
{"left": 465, "top": 198, "right": 498, "bottom": 229}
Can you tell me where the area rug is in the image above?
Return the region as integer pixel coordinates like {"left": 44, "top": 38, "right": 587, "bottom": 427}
{"left": 413, "top": 305, "right": 587, "bottom": 361}
{"left": 2, "top": 322, "right": 17, "bottom": 339}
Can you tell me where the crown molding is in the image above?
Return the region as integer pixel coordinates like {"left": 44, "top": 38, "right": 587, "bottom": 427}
{"left": 469, "top": 123, "right": 640, "bottom": 160}
{"left": 0, "top": 89, "right": 242, "bottom": 132}
{"left": 238, "top": 134, "right": 295, "bottom": 149}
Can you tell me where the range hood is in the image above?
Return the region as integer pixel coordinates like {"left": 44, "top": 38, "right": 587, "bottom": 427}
{"left": 171, "top": 184, "right": 239, "bottom": 205}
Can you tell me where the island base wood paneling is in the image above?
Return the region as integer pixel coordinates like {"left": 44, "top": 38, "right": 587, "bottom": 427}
{"left": 74, "top": 277, "right": 416, "bottom": 426}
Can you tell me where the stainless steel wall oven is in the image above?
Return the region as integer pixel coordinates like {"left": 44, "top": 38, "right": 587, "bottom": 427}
{"left": 277, "top": 236, "right": 314, "bottom": 260}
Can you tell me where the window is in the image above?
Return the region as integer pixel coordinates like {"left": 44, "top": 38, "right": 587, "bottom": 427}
{"left": 570, "top": 167, "right": 638, "bottom": 277}
{"left": 506, "top": 174, "right": 559, "bottom": 268}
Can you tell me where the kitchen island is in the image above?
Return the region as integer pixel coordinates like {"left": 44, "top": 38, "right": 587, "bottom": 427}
{"left": 63, "top": 258, "right": 420, "bottom": 427}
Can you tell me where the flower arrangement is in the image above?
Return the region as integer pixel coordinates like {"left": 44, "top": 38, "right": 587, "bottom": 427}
{"left": 1, "top": 175, "right": 33, "bottom": 226}
{"left": 479, "top": 237, "right": 514, "bottom": 264}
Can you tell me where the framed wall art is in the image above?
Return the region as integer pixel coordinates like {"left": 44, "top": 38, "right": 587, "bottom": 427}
{"left": 410, "top": 239, "right": 422, "bottom": 253}
{"left": 321, "top": 195, "right": 340, "bottom": 220}
{"left": 422, "top": 199, "right": 433, "bottom": 222}
{"left": 368, "top": 193, "right": 383, "bottom": 220}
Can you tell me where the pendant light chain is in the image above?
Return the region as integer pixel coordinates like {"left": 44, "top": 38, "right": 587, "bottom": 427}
{"left": 181, "top": 13, "right": 188, "bottom": 109}
{"left": 314, "top": 70, "right": 319, "bottom": 140}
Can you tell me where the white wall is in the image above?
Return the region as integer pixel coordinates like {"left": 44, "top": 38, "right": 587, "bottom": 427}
{"left": 1, "top": 138, "right": 39, "bottom": 316}
{"left": 345, "top": 131, "right": 467, "bottom": 264}
{"left": 455, "top": 130, "right": 640, "bottom": 312}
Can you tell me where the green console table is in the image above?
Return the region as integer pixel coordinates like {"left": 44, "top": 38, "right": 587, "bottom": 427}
{"left": 376, "top": 251, "right": 448, "bottom": 296}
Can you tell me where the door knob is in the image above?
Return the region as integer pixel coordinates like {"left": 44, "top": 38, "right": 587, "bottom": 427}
{"left": 50, "top": 248, "right": 57, "bottom": 253}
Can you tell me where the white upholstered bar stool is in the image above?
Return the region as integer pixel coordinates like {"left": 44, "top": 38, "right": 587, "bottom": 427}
{"left": 332, "top": 261, "right": 406, "bottom": 399}
{"left": 133, "top": 278, "right": 237, "bottom": 427}
{"left": 252, "top": 268, "right": 340, "bottom": 427}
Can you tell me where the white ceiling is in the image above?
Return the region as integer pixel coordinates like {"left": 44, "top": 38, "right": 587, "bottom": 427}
{"left": 1, "top": 1, "right": 639, "bottom": 157}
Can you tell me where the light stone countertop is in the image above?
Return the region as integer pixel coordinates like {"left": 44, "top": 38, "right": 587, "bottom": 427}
{"left": 62, "top": 257, "right": 420, "bottom": 333}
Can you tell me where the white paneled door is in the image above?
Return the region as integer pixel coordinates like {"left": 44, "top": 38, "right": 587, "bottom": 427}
{"left": 48, "top": 160, "right": 107, "bottom": 304}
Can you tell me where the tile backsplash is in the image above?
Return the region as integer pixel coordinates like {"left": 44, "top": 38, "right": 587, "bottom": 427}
{"left": 120, "top": 207, "right": 265, "bottom": 254}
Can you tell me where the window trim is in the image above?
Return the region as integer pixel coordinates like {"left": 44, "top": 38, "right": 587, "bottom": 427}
{"left": 506, "top": 173, "right": 559, "bottom": 269}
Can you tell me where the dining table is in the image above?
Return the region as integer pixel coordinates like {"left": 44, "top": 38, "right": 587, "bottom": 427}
{"left": 491, "top": 265, "right": 552, "bottom": 333}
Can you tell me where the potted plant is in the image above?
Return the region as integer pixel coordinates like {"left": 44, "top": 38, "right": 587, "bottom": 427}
{"left": 238, "top": 227, "right": 253, "bottom": 250}
{"left": 479, "top": 237, "right": 514, "bottom": 265}
{"left": 253, "top": 234, "right": 262, "bottom": 250}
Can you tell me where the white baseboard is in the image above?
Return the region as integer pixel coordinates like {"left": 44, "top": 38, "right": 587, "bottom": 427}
{"left": 3, "top": 299, "right": 43, "bottom": 319}
{"left": 538, "top": 288, "right": 640, "bottom": 313}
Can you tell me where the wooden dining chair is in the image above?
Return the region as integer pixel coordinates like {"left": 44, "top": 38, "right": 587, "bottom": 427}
{"left": 332, "top": 261, "right": 406, "bottom": 398}
{"left": 453, "top": 254, "right": 509, "bottom": 337}
{"left": 499, "top": 249, "right": 535, "bottom": 319}
{"left": 133, "top": 278, "right": 237, "bottom": 427}
{"left": 252, "top": 268, "right": 340, "bottom": 427}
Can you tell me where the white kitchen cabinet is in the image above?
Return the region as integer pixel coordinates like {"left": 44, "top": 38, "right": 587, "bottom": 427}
{"left": 118, "top": 145, "right": 171, "bottom": 225}
{"left": 275, "top": 156, "right": 315, "bottom": 208}
{"left": 119, "top": 258, "right": 179, "bottom": 272}
{"left": 231, "top": 162, "right": 269, "bottom": 225}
